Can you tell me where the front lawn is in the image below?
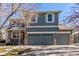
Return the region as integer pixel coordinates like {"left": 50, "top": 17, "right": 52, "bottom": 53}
{"left": 0, "top": 45, "right": 78, "bottom": 56}
{"left": 0, "top": 48, "right": 7, "bottom": 53}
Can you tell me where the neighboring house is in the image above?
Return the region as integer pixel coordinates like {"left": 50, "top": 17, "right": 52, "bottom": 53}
{"left": 6, "top": 19, "right": 25, "bottom": 45}
{"left": 6, "top": 11, "right": 74, "bottom": 45}
{"left": 72, "top": 26, "right": 79, "bottom": 43}
{"left": 2, "top": 28, "right": 7, "bottom": 40}
{"left": 0, "top": 32, "right": 2, "bottom": 40}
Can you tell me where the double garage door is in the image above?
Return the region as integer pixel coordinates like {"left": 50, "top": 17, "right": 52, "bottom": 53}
{"left": 28, "top": 34, "right": 70, "bottom": 45}
{"left": 28, "top": 34, "right": 53, "bottom": 45}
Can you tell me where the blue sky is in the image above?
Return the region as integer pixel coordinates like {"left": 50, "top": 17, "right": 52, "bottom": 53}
{"left": 2, "top": 3, "right": 76, "bottom": 26}
{"left": 13, "top": 3, "right": 76, "bottom": 23}
{"left": 39, "top": 3, "right": 76, "bottom": 24}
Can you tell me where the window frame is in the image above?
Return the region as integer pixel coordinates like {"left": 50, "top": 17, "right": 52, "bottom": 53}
{"left": 30, "top": 14, "right": 38, "bottom": 23}
{"left": 12, "top": 31, "right": 19, "bottom": 39}
{"left": 46, "top": 13, "right": 54, "bottom": 23}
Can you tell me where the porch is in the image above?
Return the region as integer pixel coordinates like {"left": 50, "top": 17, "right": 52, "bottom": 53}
{"left": 6, "top": 29, "right": 25, "bottom": 45}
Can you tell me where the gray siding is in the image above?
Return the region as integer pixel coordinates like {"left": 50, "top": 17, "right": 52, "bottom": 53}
{"left": 27, "top": 27, "right": 72, "bottom": 32}
{"left": 25, "top": 12, "right": 72, "bottom": 45}
{"left": 26, "top": 13, "right": 60, "bottom": 32}
{"left": 29, "top": 13, "right": 59, "bottom": 26}
{"left": 27, "top": 27, "right": 59, "bottom": 32}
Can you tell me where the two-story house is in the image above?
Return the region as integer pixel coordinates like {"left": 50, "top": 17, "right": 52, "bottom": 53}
{"left": 6, "top": 11, "right": 74, "bottom": 45}
{"left": 24, "top": 11, "right": 74, "bottom": 45}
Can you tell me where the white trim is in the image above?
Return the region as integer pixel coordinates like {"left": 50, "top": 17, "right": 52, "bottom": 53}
{"left": 25, "top": 26, "right": 73, "bottom": 30}
{"left": 30, "top": 14, "right": 38, "bottom": 23}
{"left": 46, "top": 13, "right": 54, "bottom": 23}
{"left": 27, "top": 31, "right": 71, "bottom": 34}
{"left": 25, "top": 26, "right": 58, "bottom": 28}
{"left": 72, "top": 31, "right": 79, "bottom": 35}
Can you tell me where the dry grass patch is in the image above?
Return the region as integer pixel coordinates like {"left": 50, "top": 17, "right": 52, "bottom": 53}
{"left": 4, "top": 48, "right": 32, "bottom": 56}
{"left": 0, "top": 48, "right": 7, "bottom": 53}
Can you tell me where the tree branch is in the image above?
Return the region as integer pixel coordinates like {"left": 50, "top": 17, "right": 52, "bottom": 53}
{"left": 0, "top": 3, "right": 21, "bottom": 29}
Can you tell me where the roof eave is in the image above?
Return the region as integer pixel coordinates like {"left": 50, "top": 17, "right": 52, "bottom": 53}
{"left": 59, "top": 26, "right": 74, "bottom": 30}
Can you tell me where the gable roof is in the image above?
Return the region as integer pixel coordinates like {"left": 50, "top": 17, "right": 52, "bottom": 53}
{"left": 33, "top": 11, "right": 61, "bottom": 14}
{"left": 24, "top": 11, "right": 61, "bottom": 14}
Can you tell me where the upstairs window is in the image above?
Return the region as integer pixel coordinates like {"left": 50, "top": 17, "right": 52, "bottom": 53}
{"left": 30, "top": 14, "right": 38, "bottom": 23}
{"left": 46, "top": 13, "right": 54, "bottom": 23}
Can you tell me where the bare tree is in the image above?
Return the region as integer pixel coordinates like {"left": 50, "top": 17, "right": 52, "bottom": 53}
{"left": 0, "top": 3, "right": 40, "bottom": 29}
{"left": 0, "top": 3, "right": 40, "bottom": 45}
{"left": 63, "top": 3, "right": 79, "bottom": 26}
{"left": 22, "top": 4, "right": 40, "bottom": 44}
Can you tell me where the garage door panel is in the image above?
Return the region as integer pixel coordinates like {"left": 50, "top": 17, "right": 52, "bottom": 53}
{"left": 56, "top": 34, "right": 70, "bottom": 45}
{"left": 28, "top": 34, "right": 53, "bottom": 45}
